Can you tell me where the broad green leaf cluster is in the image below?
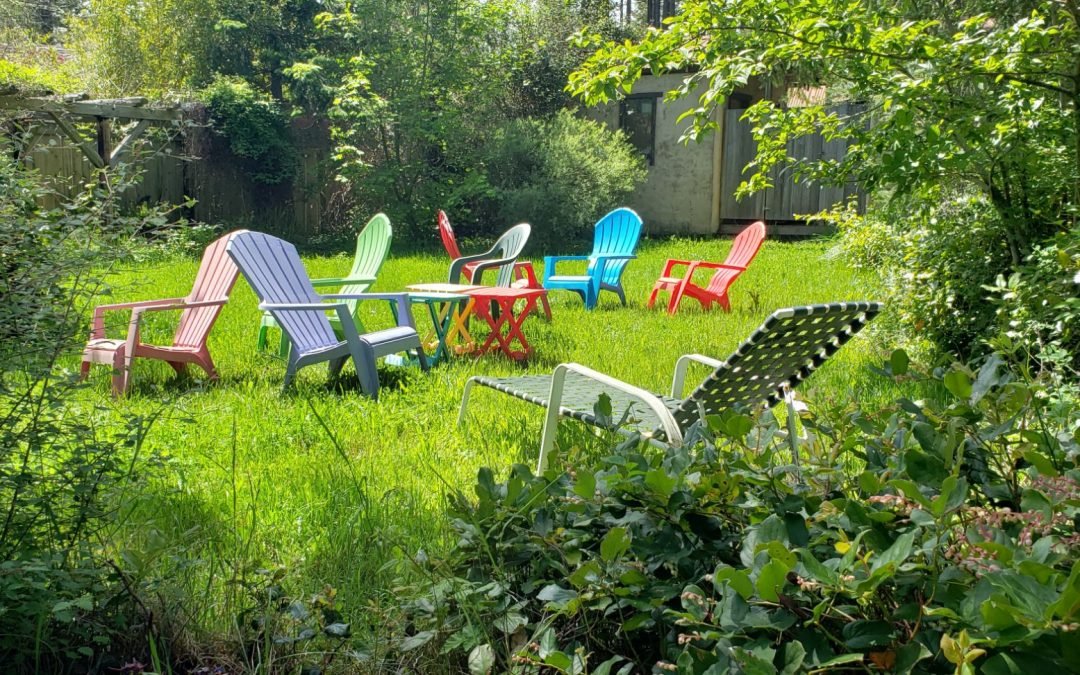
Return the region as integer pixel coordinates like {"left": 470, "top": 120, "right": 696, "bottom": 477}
{"left": 393, "top": 353, "right": 1080, "bottom": 673}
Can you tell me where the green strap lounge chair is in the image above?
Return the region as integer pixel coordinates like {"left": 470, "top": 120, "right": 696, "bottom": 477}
{"left": 258, "top": 213, "right": 393, "bottom": 355}
{"left": 459, "top": 302, "right": 881, "bottom": 470}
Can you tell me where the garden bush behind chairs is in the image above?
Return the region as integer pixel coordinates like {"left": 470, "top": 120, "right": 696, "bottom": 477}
{"left": 80, "top": 230, "right": 243, "bottom": 396}
{"left": 542, "top": 207, "right": 643, "bottom": 309}
{"left": 228, "top": 231, "right": 426, "bottom": 398}
{"left": 648, "top": 220, "right": 766, "bottom": 314}
{"left": 459, "top": 302, "right": 881, "bottom": 470}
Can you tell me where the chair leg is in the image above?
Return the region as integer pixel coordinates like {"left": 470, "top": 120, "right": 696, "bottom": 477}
{"left": 351, "top": 342, "right": 380, "bottom": 400}
{"left": 282, "top": 357, "right": 299, "bottom": 392}
{"left": 256, "top": 324, "right": 268, "bottom": 352}
{"left": 614, "top": 285, "right": 627, "bottom": 306}
{"left": 666, "top": 286, "right": 685, "bottom": 316}
{"left": 113, "top": 349, "right": 132, "bottom": 397}
{"left": 458, "top": 378, "right": 476, "bottom": 425}
{"left": 718, "top": 294, "right": 732, "bottom": 312}
{"left": 415, "top": 343, "right": 430, "bottom": 372}
{"left": 168, "top": 361, "right": 188, "bottom": 376}
{"left": 277, "top": 333, "right": 291, "bottom": 359}
{"left": 80, "top": 359, "right": 91, "bottom": 381}
{"left": 646, "top": 283, "right": 663, "bottom": 309}
{"left": 328, "top": 356, "right": 347, "bottom": 380}
{"left": 538, "top": 293, "right": 552, "bottom": 321}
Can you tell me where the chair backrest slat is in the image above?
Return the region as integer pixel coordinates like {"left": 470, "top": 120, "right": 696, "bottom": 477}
{"left": 438, "top": 210, "right": 464, "bottom": 261}
{"left": 173, "top": 232, "right": 242, "bottom": 348}
{"left": 341, "top": 213, "right": 392, "bottom": 302}
{"left": 705, "top": 221, "right": 765, "bottom": 295}
{"left": 489, "top": 223, "right": 531, "bottom": 287}
{"left": 587, "top": 208, "right": 643, "bottom": 286}
{"left": 227, "top": 232, "right": 341, "bottom": 353}
{"left": 673, "top": 302, "right": 881, "bottom": 428}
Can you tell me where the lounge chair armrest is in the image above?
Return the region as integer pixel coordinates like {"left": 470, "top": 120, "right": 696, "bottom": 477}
{"left": 544, "top": 363, "right": 682, "bottom": 456}
{"left": 671, "top": 353, "right": 724, "bottom": 398}
{"left": 310, "top": 275, "right": 376, "bottom": 288}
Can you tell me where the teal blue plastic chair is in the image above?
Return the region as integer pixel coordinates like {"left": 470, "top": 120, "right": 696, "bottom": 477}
{"left": 542, "top": 208, "right": 643, "bottom": 309}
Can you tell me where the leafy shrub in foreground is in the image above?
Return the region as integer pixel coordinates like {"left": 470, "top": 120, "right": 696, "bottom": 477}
{"left": 393, "top": 354, "right": 1080, "bottom": 674}
{"left": 0, "top": 146, "right": 173, "bottom": 670}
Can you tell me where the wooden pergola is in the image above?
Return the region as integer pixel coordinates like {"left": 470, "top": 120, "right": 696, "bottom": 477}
{"left": 0, "top": 90, "right": 184, "bottom": 169}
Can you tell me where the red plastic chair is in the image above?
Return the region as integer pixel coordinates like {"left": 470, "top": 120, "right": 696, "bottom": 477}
{"left": 647, "top": 221, "right": 766, "bottom": 315}
{"left": 437, "top": 210, "right": 551, "bottom": 319}
{"left": 81, "top": 231, "right": 242, "bottom": 396}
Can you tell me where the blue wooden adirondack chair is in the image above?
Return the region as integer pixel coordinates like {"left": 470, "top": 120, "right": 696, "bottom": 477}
{"left": 227, "top": 231, "right": 426, "bottom": 398}
{"left": 542, "top": 208, "right": 643, "bottom": 309}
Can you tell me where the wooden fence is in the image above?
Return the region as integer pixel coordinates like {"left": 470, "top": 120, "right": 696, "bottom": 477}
{"left": 15, "top": 109, "right": 342, "bottom": 238}
{"left": 720, "top": 102, "right": 865, "bottom": 223}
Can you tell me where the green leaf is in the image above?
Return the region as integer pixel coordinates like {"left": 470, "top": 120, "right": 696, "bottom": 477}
{"left": 943, "top": 370, "right": 972, "bottom": 399}
{"left": 537, "top": 584, "right": 578, "bottom": 608}
{"left": 889, "top": 349, "right": 910, "bottom": 375}
{"left": 568, "top": 561, "right": 602, "bottom": 588}
{"left": 468, "top": 644, "right": 495, "bottom": 675}
{"left": 842, "top": 620, "right": 895, "bottom": 649}
{"left": 544, "top": 650, "right": 573, "bottom": 671}
{"left": 399, "top": 630, "right": 436, "bottom": 651}
{"left": 871, "top": 531, "right": 915, "bottom": 573}
{"left": 600, "top": 527, "right": 631, "bottom": 562}
{"left": 755, "top": 560, "right": 789, "bottom": 603}
{"left": 573, "top": 471, "right": 596, "bottom": 499}
{"left": 592, "top": 656, "right": 626, "bottom": 675}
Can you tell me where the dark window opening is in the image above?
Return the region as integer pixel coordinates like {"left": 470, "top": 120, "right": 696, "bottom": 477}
{"left": 728, "top": 92, "right": 753, "bottom": 110}
{"left": 647, "top": 0, "right": 680, "bottom": 26}
{"left": 619, "top": 95, "right": 658, "bottom": 165}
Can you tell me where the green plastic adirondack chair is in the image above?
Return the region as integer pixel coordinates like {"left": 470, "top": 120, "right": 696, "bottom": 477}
{"left": 258, "top": 213, "right": 394, "bottom": 355}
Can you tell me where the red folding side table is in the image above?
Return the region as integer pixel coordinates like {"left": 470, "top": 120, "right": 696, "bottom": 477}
{"left": 463, "top": 286, "right": 548, "bottom": 361}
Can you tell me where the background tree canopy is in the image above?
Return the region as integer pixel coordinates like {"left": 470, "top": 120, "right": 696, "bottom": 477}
{"left": 571, "top": 0, "right": 1079, "bottom": 365}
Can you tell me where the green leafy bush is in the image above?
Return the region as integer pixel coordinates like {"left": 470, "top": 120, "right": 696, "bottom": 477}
{"left": 202, "top": 76, "right": 297, "bottom": 185}
{"left": 986, "top": 226, "right": 1080, "bottom": 394}
{"left": 480, "top": 110, "right": 647, "bottom": 249}
{"left": 840, "top": 193, "right": 1014, "bottom": 358}
{"left": 392, "top": 354, "right": 1080, "bottom": 673}
{"left": 0, "top": 147, "right": 172, "bottom": 670}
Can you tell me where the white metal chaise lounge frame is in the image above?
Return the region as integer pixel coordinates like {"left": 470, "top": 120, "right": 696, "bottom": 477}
{"left": 458, "top": 302, "right": 882, "bottom": 470}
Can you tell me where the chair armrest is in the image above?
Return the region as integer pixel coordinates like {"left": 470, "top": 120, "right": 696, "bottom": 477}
{"left": 320, "top": 292, "right": 415, "bottom": 329}
{"left": 259, "top": 302, "right": 348, "bottom": 312}
{"left": 542, "top": 255, "right": 591, "bottom": 282}
{"left": 310, "top": 275, "right": 376, "bottom": 289}
{"left": 539, "top": 363, "right": 682, "bottom": 469}
{"left": 90, "top": 297, "right": 200, "bottom": 339}
{"left": 449, "top": 251, "right": 494, "bottom": 283}
{"left": 468, "top": 257, "right": 519, "bottom": 285}
{"left": 671, "top": 353, "right": 724, "bottom": 398}
{"left": 690, "top": 261, "right": 746, "bottom": 272}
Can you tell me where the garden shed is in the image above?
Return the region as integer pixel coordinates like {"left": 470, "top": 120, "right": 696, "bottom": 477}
{"left": 587, "top": 74, "right": 865, "bottom": 236}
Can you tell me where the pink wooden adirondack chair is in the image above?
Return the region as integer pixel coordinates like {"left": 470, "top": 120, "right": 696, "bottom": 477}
{"left": 80, "top": 231, "right": 242, "bottom": 396}
{"left": 647, "top": 221, "right": 766, "bottom": 315}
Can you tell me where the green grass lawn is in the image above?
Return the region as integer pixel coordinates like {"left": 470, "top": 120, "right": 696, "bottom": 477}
{"left": 75, "top": 235, "right": 890, "bottom": 641}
